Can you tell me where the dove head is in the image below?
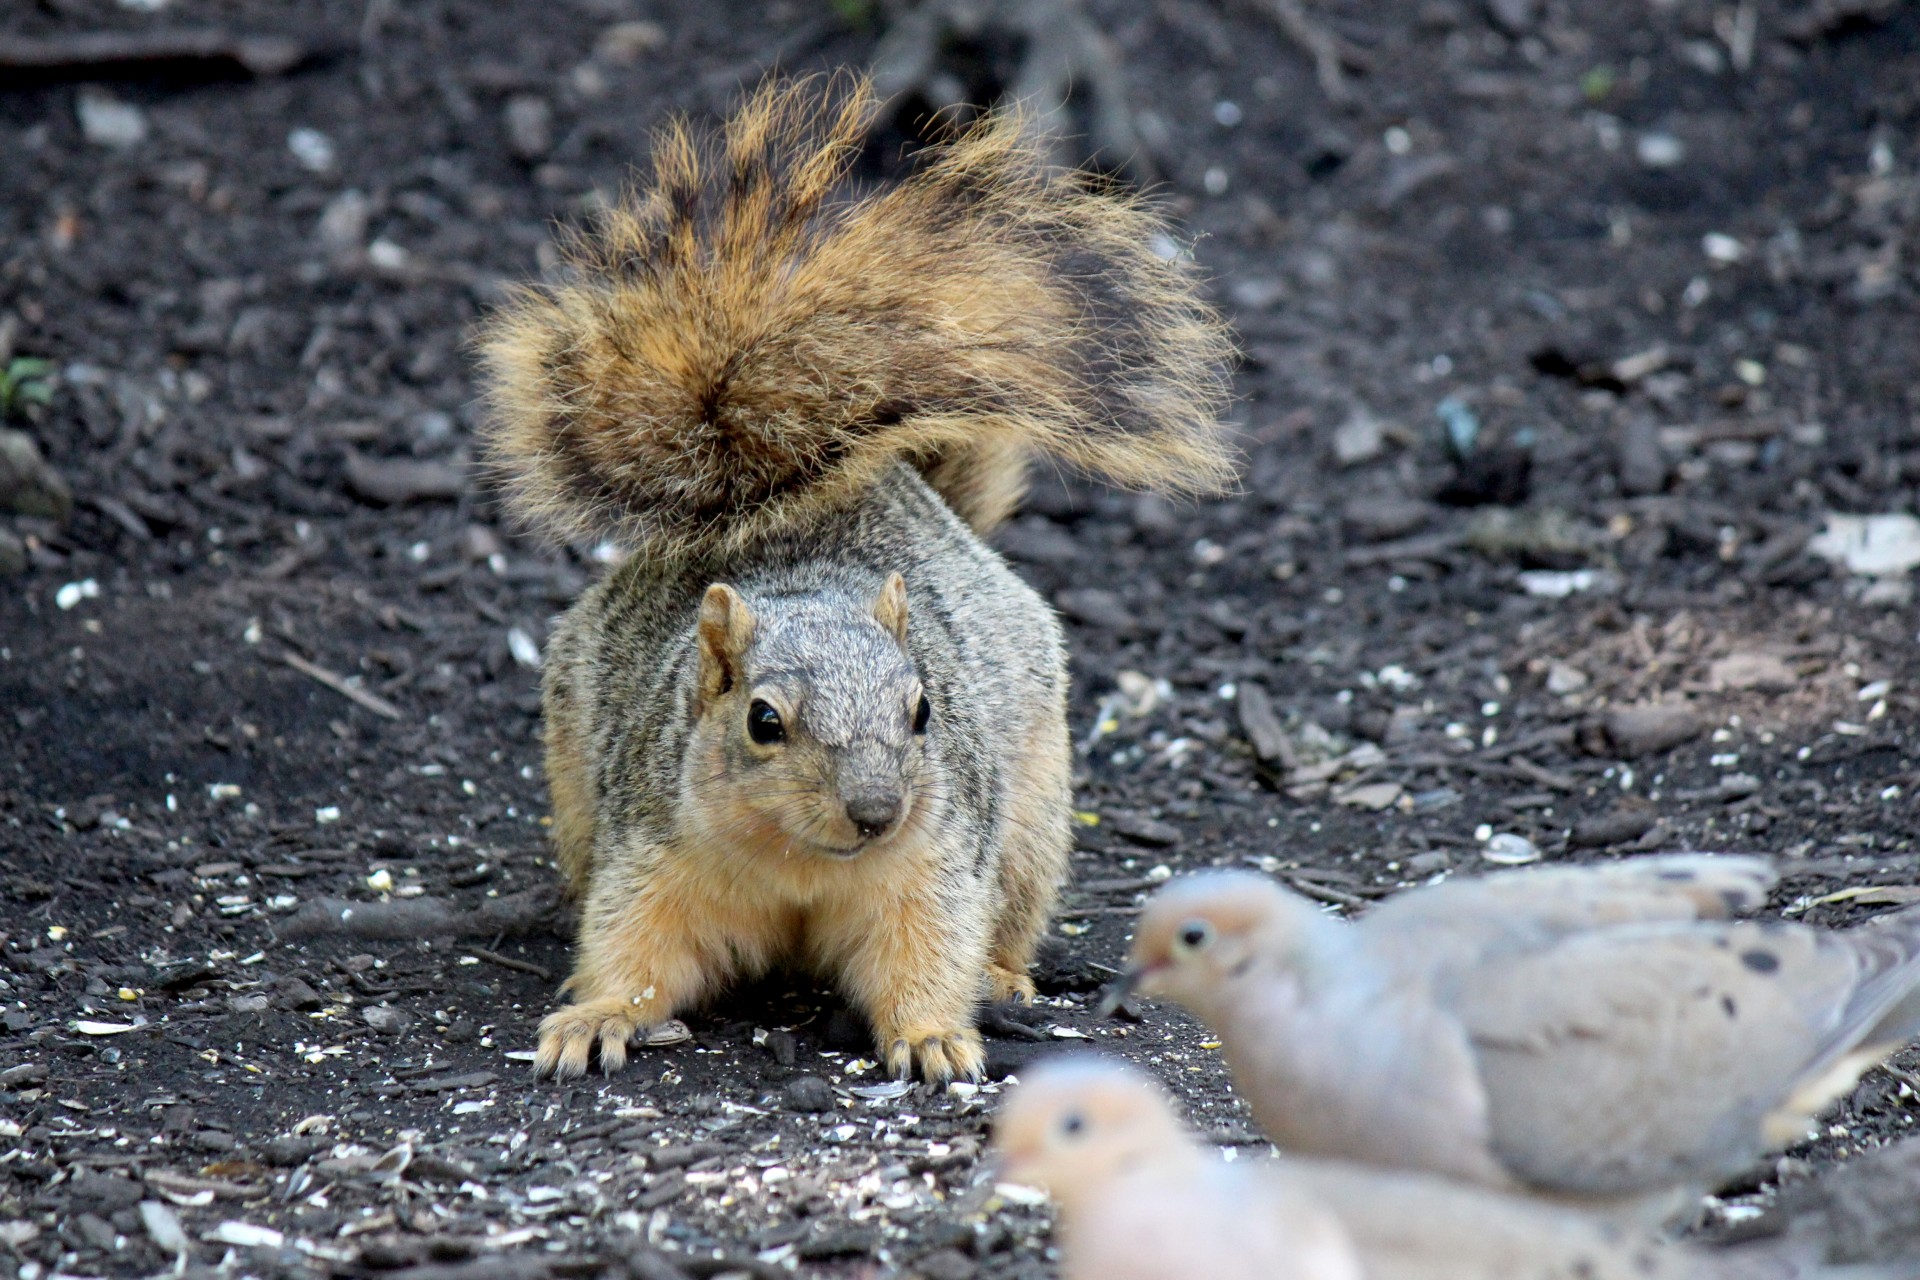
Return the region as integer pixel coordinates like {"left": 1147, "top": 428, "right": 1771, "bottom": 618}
{"left": 991, "top": 1056, "right": 1202, "bottom": 1211}
{"left": 1120, "top": 870, "right": 1334, "bottom": 1024}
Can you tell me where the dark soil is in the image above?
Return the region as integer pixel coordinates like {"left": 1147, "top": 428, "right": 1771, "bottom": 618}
{"left": 4, "top": 1, "right": 1920, "bottom": 1277}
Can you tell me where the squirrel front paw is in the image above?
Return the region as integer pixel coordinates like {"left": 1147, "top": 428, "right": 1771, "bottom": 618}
{"left": 534, "top": 997, "right": 658, "bottom": 1078}
{"left": 880, "top": 1024, "right": 985, "bottom": 1083}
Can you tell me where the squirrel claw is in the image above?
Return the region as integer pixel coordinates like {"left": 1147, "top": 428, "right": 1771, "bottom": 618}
{"left": 884, "top": 1028, "right": 986, "bottom": 1084}
{"left": 534, "top": 998, "right": 651, "bottom": 1079}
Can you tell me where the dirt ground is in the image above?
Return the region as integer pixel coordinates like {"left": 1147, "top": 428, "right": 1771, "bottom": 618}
{"left": 4, "top": 0, "right": 1920, "bottom": 1276}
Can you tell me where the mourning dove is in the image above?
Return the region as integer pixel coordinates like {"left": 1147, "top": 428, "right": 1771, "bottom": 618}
{"left": 991, "top": 1056, "right": 1366, "bottom": 1280}
{"left": 1109, "top": 856, "right": 1920, "bottom": 1215}
{"left": 992, "top": 1056, "right": 1908, "bottom": 1280}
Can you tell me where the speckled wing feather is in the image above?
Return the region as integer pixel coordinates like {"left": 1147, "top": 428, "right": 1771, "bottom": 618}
{"left": 1443, "top": 917, "right": 1916, "bottom": 1195}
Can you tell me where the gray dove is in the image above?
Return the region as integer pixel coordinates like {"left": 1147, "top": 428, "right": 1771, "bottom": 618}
{"left": 1109, "top": 855, "right": 1920, "bottom": 1217}
{"left": 992, "top": 1055, "right": 1916, "bottom": 1280}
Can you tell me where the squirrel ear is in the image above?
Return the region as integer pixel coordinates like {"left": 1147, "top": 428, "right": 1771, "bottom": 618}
{"left": 872, "top": 572, "right": 909, "bottom": 644}
{"left": 696, "top": 583, "right": 755, "bottom": 708}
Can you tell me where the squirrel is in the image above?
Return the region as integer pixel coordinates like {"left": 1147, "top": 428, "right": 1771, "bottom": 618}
{"left": 476, "top": 75, "right": 1233, "bottom": 1082}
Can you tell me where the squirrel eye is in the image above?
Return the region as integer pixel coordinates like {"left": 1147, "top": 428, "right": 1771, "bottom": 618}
{"left": 747, "top": 699, "right": 785, "bottom": 745}
{"left": 1172, "top": 920, "right": 1214, "bottom": 955}
{"left": 913, "top": 693, "right": 931, "bottom": 735}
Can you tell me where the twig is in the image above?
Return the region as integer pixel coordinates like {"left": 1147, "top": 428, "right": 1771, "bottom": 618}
{"left": 1392, "top": 753, "right": 1576, "bottom": 792}
{"left": 1344, "top": 531, "right": 1467, "bottom": 567}
{"left": 278, "top": 651, "right": 404, "bottom": 721}
{"left": 1284, "top": 877, "right": 1371, "bottom": 910}
{"left": 0, "top": 29, "right": 307, "bottom": 78}
{"left": 1244, "top": 0, "right": 1371, "bottom": 105}
{"left": 278, "top": 888, "right": 562, "bottom": 943}
{"left": 464, "top": 946, "right": 553, "bottom": 982}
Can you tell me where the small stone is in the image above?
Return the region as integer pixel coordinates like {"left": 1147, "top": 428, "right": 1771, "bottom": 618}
{"left": 1342, "top": 495, "right": 1434, "bottom": 541}
{"left": 1808, "top": 513, "right": 1920, "bottom": 578}
{"left": 139, "top": 1201, "right": 189, "bottom": 1254}
{"left": 642, "top": 1018, "right": 691, "bottom": 1047}
{"left": 1545, "top": 662, "right": 1589, "bottom": 696}
{"left": 1053, "top": 587, "right": 1138, "bottom": 635}
{"left": 1615, "top": 418, "right": 1668, "bottom": 497}
{"left": 1481, "top": 832, "right": 1541, "bottom": 865}
{"left": 260, "top": 1135, "right": 324, "bottom": 1167}
{"left": 224, "top": 993, "right": 270, "bottom": 1014}
{"left": 503, "top": 95, "right": 554, "bottom": 162}
{"left": 1703, "top": 232, "right": 1745, "bottom": 264}
{"left": 0, "top": 1063, "right": 47, "bottom": 1088}
{"left": 363, "top": 1005, "right": 411, "bottom": 1035}
{"left": 596, "top": 20, "right": 667, "bottom": 62}
{"left": 366, "top": 239, "right": 410, "bottom": 272}
{"left": 0, "top": 428, "right": 74, "bottom": 521}
{"left": 762, "top": 1028, "right": 798, "bottom": 1067}
{"left": 1236, "top": 681, "right": 1291, "bottom": 767}
{"left": 1105, "top": 811, "right": 1181, "bottom": 848}
{"left": 1028, "top": 939, "right": 1108, "bottom": 994}
{"left": 274, "top": 977, "right": 325, "bottom": 1011}
{"left": 913, "top": 1247, "right": 977, "bottom": 1280}
{"left": 1228, "top": 278, "right": 1287, "bottom": 311}
{"left": 1332, "top": 408, "right": 1386, "bottom": 467}
{"left": 457, "top": 524, "right": 504, "bottom": 561}
{"left": 287, "top": 127, "right": 336, "bottom": 173}
{"left": 1709, "top": 652, "right": 1797, "bottom": 693}
{"left": 1601, "top": 702, "right": 1701, "bottom": 757}
{"left": 317, "top": 190, "right": 370, "bottom": 252}
{"left": 1336, "top": 781, "right": 1403, "bottom": 811}
{"left": 1484, "top": 0, "right": 1539, "bottom": 31}
{"left": 1568, "top": 806, "right": 1657, "bottom": 848}
{"left": 68, "top": 1171, "right": 143, "bottom": 1210}
{"left": 343, "top": 451, "right": 465, "bottom": 504}
{"left": 1635, "top": 132, "right": 1686, "bottom": 168}
{"left": 508, "top": 626, "right": 542, "bottom": 669}
{"left": 73, "top": 1211, "right": 118, "bottom": 1252}
{"left": 77, "top": 88, "right": 147, "bottom": 148}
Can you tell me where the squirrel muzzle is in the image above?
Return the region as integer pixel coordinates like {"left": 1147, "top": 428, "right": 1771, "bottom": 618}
{"left": 835, "top": 750, "right": 913, "bottom": 847}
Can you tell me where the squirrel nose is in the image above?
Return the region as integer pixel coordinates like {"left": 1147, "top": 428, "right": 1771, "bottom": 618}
{"left": 845, "top": 792, "right": 903, "bottom": 840}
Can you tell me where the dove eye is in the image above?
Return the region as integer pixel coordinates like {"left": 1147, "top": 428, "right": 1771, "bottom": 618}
{"left": 1059, "top": 1112, "right": 1086, "bottom": 1139}
{"left": 1172, "top": 920, "right": 1214, "bottom": 955}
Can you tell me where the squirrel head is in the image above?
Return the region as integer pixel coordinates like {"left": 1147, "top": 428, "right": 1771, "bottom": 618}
{"left": 685, "top": 573, "right": 937, "bottom": 858}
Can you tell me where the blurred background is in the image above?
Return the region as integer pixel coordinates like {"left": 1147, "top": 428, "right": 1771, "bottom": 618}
{"left": 2, "top": 2, "right": 1919, "bottom": 1277}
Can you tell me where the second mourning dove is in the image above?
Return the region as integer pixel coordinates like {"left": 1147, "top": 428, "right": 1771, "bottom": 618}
{"left": 992, "top": 1056, "right": 1911, "bottom": 1280}
{"left": 992, "top": 1057, "right": 1366, "bottom": 1280}
{"left": 1109, "top": 855, "right": 1920, "bottom": 1215}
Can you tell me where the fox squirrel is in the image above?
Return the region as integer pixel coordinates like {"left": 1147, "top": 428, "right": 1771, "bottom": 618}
{"left": 477, "top": 76, "right": 1232, "bottom": 1082}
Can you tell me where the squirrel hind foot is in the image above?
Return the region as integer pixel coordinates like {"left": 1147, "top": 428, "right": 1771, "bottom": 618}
{"left": 534, "top": 999, "right": 651, "bottom": 1078}
{"left": 985, "top": 963, "right": 1037, "bottom": 1005}
{"left": 884, "top": 1027, "right": 986, "bottom": 1084}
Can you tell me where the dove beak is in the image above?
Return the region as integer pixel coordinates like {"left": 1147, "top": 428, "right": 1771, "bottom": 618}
{"left": 1095, "top": 964, "right": 1154, "bottom": 1018}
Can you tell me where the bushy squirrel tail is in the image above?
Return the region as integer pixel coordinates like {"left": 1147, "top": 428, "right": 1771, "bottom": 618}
{"left": 477, "top": 74, "right": 1234, "bottom": 559}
